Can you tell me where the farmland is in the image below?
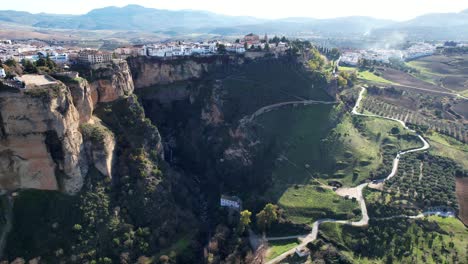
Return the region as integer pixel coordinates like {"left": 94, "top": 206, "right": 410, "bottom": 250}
{"left": 407, "top": 55, "right": 468, "bottom": 94}
{"left": 385, "top": 153, "right": 460, "bottom": 211}
{"left": 360, "top": 95, "right": 467, "bottom": 143}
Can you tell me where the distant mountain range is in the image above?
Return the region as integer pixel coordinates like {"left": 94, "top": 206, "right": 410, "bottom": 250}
{"left": 0, "top": 5, "right": 468, "bottom": 40}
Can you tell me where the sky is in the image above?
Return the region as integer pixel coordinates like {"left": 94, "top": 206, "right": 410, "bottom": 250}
{"left": 2, "top": 0, "right": 468, "bottom": 21}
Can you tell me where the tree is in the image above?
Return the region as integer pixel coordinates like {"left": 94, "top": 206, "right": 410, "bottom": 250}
{"left": 329, "top": 48, "right": 341, "bottom": 61}
{"left": 5, "top": 59, "right": 17, "bottom": 67}
{"left": 256, "top": 203, "right": 278, "bottom": 232}
{"left": 337, "top": 75, "right": 348, "bottom": 87}
{"left": 264, "top": 43, "right": 270, "bottom": 52}
{"left": 238, "top": 210, "right": 252, "bottom": 234}
{"left": 217, "top": 44, "right": 227, "bottom": 54}
{"left": 390, "top": 127, "right": 400, "bottom": 135}
{"left": 22, "top": 59, "right": 37, "bottom": 73}
{"left": 308, "top": 48, "right": 325, "bottom": 71}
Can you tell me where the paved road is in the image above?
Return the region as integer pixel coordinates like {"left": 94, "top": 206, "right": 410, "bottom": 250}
{"left": 266, "top": 87, "right": 432, "bottom": 264}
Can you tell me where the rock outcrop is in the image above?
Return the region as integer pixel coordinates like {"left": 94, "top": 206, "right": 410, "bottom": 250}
{"left": 128, "top": 55, "right": 242, "bottom": 88}
{"left": 0, "top": 61, "right": 135, "bottom": 194}
{"left": 0, "top": 85, "right": 87, "bottom": 193}
{"left": 67, "top": 78, "right": 93, "bottom": 124}
{"left": 81, "top": 122, "right": 115, "bottom": 178}
{"left": 88, "top": 61, "right": 135, "bottom": 104}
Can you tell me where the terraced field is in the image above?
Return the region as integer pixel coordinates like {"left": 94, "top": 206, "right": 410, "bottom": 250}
{"left": 361, "top": 96, "right": 467, "bottom": 143}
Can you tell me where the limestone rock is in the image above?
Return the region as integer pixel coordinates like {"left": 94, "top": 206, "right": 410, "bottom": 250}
{"left": 0, "top": 84, "right": 87, "bottom": 194}
{"left": 88, "top": 61, "right": 135, "bottom": 104}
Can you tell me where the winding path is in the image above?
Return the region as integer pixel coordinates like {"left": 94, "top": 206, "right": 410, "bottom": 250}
{"left": 266, "top": 87, "right": 431, "bottom": 264}
{"left": 239, "top": 100, "right": 338, "bottom": 126}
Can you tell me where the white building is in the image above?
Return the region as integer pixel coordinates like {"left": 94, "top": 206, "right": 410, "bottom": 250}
{"left": 0, "top": 68, "right": 6, "bottom": 78}
{"left": 78, "top": 50, "right": 112, "bottom": 64}
{"left": 226, "top": 44, "right": 246, "bottom": 54}
{"left": 220, "top": 195, "right": 242, "bottom": 210}
{"left": 49, "top": 53, "right": 69, "bottom": 64}
{"left": 404, "top": 43, "right": 436, "bottom": 60}
{"left": 340, "top": 52, "right": 360, "bottom": 66}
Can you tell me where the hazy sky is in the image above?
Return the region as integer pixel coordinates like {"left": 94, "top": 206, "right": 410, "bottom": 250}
{"left": 3, "top": 0, "right": 468, "bottom": 21}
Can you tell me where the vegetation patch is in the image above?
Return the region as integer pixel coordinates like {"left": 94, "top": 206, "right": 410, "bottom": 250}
{"left": 319, "top": 216, "right": 468, "bottom": 264}
{"left": 278, "top": 185, "right": 360, "bottom": 225}
{"left": 80, "top": 123, "right": 113, "bottom": 145}
{"left": 266, "top": 239, "right": 299, "bottom": 261}
{"left": 386, "top": 153, "right": 463, "bottom": 211}
{"left": 427, "top": 132, "right": 468, "bottom": 170}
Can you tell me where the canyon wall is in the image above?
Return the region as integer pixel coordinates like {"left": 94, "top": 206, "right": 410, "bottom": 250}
{"left": 127, "top": 55, "right": 243, "bottom": 88}
{"left": 0, "top": 60, "right": 134, "bottom": 194}
{"left": 0, "top": 85, "right": 87, "bottom": 193}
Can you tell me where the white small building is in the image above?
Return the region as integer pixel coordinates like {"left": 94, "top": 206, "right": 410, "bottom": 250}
{"left": 220, "top": 195, "right": 242, "bottom": 210}
{"left": 50, "top": 53, "right": 69, "bottom": 64}
{"left": 0, "top": 68, "right": 6, "bottom": 78}
{"left": 226, "top": 44, "right": 246, "bottom": 54}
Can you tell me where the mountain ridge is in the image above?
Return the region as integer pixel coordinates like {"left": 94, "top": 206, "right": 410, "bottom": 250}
{"left": 0, "top": 5, "right": 467, "bottom": 39}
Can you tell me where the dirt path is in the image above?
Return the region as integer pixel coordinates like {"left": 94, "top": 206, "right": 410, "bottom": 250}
{"left": 239, "top": 99, "right": 338, "bottom": 126}
{"left": 266, "top": 87, "right": 432, "bottom": 264}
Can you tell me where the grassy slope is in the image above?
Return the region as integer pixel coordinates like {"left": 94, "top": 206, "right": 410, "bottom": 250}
{"left": 426, "top": 132, "right": 468, "bottom": 170}
{"left": 258, "top": 94, "right": 421, "bottom": 227}
{"left": 326, "top": 112, "right": 422, "bottom": 186}
{"left": 329, "top": 114, "right": 381, "bottom": 185}
{"left": 253, "top": 104, "right": 362, "bottom": 225}
{"left": 278, "top": 185, "right": 360, "bottom": 224}
{"left": 339, "top": 66, "right": 394, "bottom": 84}
{"left": 266, "top": 239, "right": 299, "bottom": 261}
{"left": 256, "top": 104, "right": 335, "bottom": 193}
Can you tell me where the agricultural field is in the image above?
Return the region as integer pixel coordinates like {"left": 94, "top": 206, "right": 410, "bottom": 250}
{"left": 265, "top": 239, "right": 299, "bottom": 261}
{"left": 361, "top": 95, "right": 467, "bottom": 143}
{"left": 318, "top": 216, "right": 468, "bottom": 264}
{"left": 385, "top": 153, "right": 460, "bottom": 211}
{"left": 407, "top": 55, "right": 468, "bottom": 94}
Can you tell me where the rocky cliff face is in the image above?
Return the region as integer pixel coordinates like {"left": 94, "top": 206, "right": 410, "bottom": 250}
{"left": 128, "top": 56, "right": 243, "bottom": 88}
{"left": 88, "top": 61, "right": 135, "bottom": 104}
{"left": 0, "top": 85, "right": 87, "bottom": 193}
{"left": 0, "top": 61, "right": 134, "bottom": 194}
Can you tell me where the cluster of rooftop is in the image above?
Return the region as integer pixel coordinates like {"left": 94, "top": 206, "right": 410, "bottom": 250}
{"left": 340, "top": 42, "right": 437, "bottom": 65}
